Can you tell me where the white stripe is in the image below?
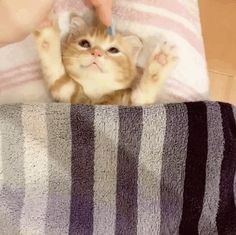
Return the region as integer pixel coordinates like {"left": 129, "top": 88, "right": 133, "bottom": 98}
{"left": 93, "top": 106, "right": 119, "bottom": 235}
{"left": 118, "top": 0, "right": 200, "bottom": 35}
{"left": 20, "top": 104, "right": 49, "bottom": 235}
{"left": 0, "top": 64, "right": 40, "bottom": 80}
{"left": 137, "top": 106, "right": 166, "bottom": 235}
{"left": 0, "top": 73, "right": 41, "bottom": 90}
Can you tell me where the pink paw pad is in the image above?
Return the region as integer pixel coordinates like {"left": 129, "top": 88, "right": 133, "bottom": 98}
{"left": 155, "top": 52, "right": 168, "bottom": 65}
{"left": 42, "top": 41, "right": 50, "bottom": 49}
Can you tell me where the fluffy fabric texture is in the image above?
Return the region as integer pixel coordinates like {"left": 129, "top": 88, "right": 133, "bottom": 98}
{"left": 0, "top": 102, "right": 235, "bottom": 235}
{"left": 0, "top": 0, "right": 208, "bottom": 104}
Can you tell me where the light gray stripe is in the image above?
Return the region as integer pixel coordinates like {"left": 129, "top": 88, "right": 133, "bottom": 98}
{"left": 93, "top": 106, "right": 119, "bottom": 235}
{"left": 198, "top": 102, "right": 224, "bottom": 235}
{"left": 137, "top": 105, "right": 166, "bottom": 235}
{"left": 20, "top": 104, "right": 49, "bottom": 234}
{"left": 0, "top": 104, "right": 25, "bottom": 235}
{"left": 160, "top": 104, "right": 188, "bottom": 235}
{"left": 45, "top": 104, "right": 72, "bottom": 235}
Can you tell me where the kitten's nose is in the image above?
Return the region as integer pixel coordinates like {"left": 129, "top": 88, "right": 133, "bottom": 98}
{"left": 91, "top": 49, "right": 103, "bottom": 57}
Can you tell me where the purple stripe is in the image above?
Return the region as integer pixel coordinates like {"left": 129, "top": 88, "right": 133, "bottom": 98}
{"left": 216, "top": 103, "right": 236, "bottom": 234}
{"left": 69, "top": 105, "right": 95, "bottom": 235}
{"left": 115, "top": 107, "right": 143, "bottom": 235}
{"left": 160, "top": 104, "right": 188, "bottom": 234}
{"left": 179, "top": 102, "right": 208, "bottom": 235}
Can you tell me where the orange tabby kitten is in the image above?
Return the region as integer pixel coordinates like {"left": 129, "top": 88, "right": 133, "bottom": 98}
{"left": 34, "top": 13, "right": 178, "bottom": 105}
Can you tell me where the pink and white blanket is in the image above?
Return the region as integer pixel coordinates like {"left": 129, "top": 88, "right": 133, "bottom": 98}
{"left": 0, "top": 0, "right": 209, "bottom": 104}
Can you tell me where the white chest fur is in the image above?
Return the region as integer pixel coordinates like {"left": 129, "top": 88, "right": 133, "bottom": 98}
{"left": 78, "top": 73, "right": 122, "bottom": 99}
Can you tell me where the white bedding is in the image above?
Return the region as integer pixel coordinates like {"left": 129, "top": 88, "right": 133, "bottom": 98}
{"left": 0, "top": 0, "right": 209, "bottom": 104}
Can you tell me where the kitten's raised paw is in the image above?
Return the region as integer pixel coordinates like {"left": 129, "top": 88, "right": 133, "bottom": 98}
{"left": 148, "top": 42, "right": 178, "bottom": 76}
{"left": 34, "top": 12, "right": 58, "bottom": 35}
{"left": 33, "top": 14, "right": 60, "bottom": 50}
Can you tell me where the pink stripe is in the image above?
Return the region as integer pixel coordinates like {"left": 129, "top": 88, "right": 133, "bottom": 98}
{"left": 0, "top": 76, "right": 41, "bottom": 91}
{"left": 129, "top": 0, "right": 199, "bottom": 25}
{"left": 0, "top": 61, "right": 39, "bottom": 76}
{"left": 0, "top": 67, "right": 42, "bottom": 88}
{"left": 0, "top": 68, "right": 41, "bottom": 83}
{"left": 65, "top": 0, "right": 199, "bottom": 26}
{"left": 113, "top": 6, "right": 204, "bottom": 55}
{"left": 55, "top": 0, "right": 87, "bottom": 14}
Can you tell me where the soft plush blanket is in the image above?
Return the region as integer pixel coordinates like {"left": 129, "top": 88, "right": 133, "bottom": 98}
{"left": 0, "top": 102, "right": 235, "bottom": 235}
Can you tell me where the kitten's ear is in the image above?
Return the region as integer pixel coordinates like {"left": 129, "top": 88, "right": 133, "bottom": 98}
{"left": 123, "top": 35, "right": 143, "bottom": 61}
{"left": 67, "top": 13, "right": 87, "bottom": 40}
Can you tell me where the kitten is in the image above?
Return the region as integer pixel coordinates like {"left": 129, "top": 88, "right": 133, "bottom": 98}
{"left": 34, "top": 13, "right": 178, "bottom": 105}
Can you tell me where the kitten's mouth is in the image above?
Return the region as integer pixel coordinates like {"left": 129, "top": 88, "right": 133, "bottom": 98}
{"left": 81, "top": 62, "right": 104, "bottom": 73}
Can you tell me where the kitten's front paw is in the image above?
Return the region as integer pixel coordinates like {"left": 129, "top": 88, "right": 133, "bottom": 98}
{"left": 33, "top": 14, "right": 60, "bottom": 50}
{"left": 148, "top": 42, "right": 178, "bottom": 78}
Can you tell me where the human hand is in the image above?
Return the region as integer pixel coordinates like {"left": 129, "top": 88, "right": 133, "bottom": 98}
{"left": 87, "top": 0, "right": 112, "bottom": 26}
{"left": 0, "top": 0, "right": 112, "bottom": 47}
{"left": 0, "top": 0, "right": 54, "bottom": 47}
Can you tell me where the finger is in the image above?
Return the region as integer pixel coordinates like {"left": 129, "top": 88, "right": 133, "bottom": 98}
{"left": 96, "top": 4, "right": 112, "bottom": 26}
{"left": 84, "top": 0, "right": 92, "bottom": 7}
{"left": 89, "top": 0, "right": 104, "bottom": 7}
{"left": 0, "top": 43, "right": 6, "bottom": 48}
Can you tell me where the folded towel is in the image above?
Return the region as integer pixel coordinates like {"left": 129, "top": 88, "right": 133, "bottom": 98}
{"left": 0, "top": 101, "right": 235, "bottom": 235}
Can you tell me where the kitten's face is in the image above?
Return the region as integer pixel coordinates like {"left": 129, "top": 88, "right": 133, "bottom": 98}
{"left": 62, "top": 16, "right": 143, "bottom": 97}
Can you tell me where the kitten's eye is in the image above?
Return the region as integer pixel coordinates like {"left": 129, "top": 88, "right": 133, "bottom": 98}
{"left": 79, "top": 40, "right": 91, "bottom": 48}
{"left": 107, "top": 47, "right": 120, "bottom": 54}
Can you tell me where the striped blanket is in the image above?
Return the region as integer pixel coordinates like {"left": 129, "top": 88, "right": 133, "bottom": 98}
{"left": 0, "top": 102, "right": 236, "bottom": 234}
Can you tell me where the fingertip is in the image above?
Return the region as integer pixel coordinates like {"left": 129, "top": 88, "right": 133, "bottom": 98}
{"left": 96, "top": 5, "right": 112, "bottom": 26}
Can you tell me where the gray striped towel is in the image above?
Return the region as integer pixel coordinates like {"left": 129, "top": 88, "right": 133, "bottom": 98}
{"left": 0, "top": 102, "right": 235, "bottom": 235}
